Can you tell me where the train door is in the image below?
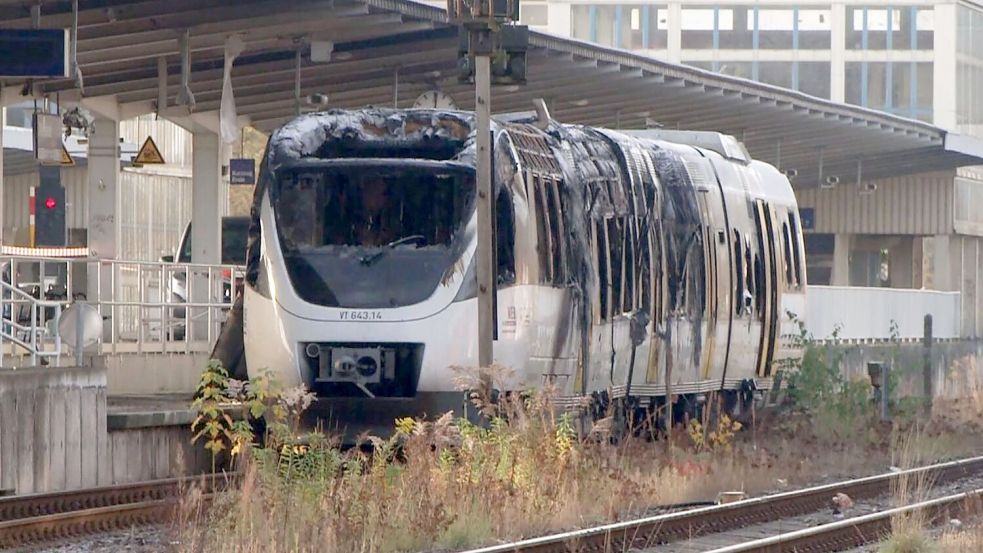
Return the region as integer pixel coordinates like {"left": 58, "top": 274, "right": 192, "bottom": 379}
{"left": 752, "top": 200, "right": 780, "bottom": 378}
{"left": 526, "top": 172, "right": 579, "bottom": 392}
{"left": 695, "top": 185, "right": 719, "bottom": 381}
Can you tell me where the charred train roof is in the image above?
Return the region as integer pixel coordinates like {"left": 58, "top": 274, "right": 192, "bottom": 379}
{"left": 264, "top": 108, "right": 480, "bottom": 173}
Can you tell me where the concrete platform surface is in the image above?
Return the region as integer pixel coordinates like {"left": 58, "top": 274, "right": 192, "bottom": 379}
{"left": 107, "top": 394, "right": 196, "bottom": 430}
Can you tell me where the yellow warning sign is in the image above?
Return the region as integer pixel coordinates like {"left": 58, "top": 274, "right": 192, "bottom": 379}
{"left": 61, "top": 144, "right": 74, "bottom": 166}
{"left": 133, "top": 136, "right": 165, "bottom": 165}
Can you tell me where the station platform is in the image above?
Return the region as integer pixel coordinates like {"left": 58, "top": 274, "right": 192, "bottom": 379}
{"left": 0, "top": 368, "right": 211, "bottom": 496}
{"left": 107, "top": 394, "right": 196, "bottom": 430}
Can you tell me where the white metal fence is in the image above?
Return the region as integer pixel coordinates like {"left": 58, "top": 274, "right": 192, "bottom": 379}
{"left": 806, "top": 285, "right": 961, "bottom": 341}
{"left": 0, "top": 255, "right": 243, "bottom": 367}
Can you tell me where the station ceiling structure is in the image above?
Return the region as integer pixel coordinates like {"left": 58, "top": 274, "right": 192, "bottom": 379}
{"left": 1, "top": 0, "right": 980, "bottom": 187}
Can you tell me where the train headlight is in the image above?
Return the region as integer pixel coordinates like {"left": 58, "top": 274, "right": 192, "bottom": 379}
{"left": 356, "top": 356, "right": 378, "bottom": 378}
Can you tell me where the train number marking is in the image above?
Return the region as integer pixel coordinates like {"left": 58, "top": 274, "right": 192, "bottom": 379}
{"left": 339, "top": 311, "right": 383, "bottom": 321}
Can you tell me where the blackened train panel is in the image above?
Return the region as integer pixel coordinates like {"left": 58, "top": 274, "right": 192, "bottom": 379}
{"left": 223, "top": 108, "right": 804, "bottom": 433}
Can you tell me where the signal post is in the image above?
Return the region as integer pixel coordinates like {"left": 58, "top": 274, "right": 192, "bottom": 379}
{"left": 449, "top": 0, "right": 527, "bottom": 369}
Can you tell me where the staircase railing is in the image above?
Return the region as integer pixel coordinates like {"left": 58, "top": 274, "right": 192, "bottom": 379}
{"left": 0, "top": 280, "right": 63, "bottom": 368}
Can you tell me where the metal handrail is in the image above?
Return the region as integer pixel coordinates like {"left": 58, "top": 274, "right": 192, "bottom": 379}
{"left": 0, "top": 255, "right": 243, "bottom": 367}
{"left": 0, "top": 280, "right": 63, "bottom": 368}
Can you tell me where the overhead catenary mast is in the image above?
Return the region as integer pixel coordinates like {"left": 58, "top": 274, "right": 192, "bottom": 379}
{"left": 448, "top": 0, "right": 528, "bottom": 369}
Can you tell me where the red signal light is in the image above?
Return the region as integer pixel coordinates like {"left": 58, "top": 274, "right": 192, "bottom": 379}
{"left": 44, "top": 197, "right": 57, "bottom": 209}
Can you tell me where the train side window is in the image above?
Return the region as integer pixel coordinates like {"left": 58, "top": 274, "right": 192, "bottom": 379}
{"left": 744, "top": 235, "right": 755, "bottom": 314}
{"left": 596, "top": 220, "right": 610, "bottom": 320}
{"left": 639, "top": 230, "right": 651, "bottom": 313}
{"left": 789, "top": 212, "right": 804, "bottom": 288}
{"left": 544, "top": 177, "right": 565, "bottom": 283}
{"left": 733, "top": 229, "right": 744, "bottom": 316}
{"left": 781, "top": 220, "right": 795, "bottom": 288}
{"left": 753, "top": 251, "right": 763, "bottom": 317}
{"left": 624, "top": 221, "right": 636, "bottom": 313}
{"left": 686, "top": 230, "right": 707, "bottom": 319}
{"left": 607, "top": 218, "right": 624, "bottom": 315}
{"left": 532, "top": 175, "right": 552, "bottom": 282}
{"left": 496, "top": 188, "right": 515, "bottom": 285}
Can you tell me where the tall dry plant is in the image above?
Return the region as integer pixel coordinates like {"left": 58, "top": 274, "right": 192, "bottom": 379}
{"left": 177, "top": 366, "right": 784, "bottom": 553}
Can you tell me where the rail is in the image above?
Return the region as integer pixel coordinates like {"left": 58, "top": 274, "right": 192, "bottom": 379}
{"left": 461, "top": 455, "right": 983, "bottom": 553}
{"left": 0, "top": 473, "right": 237, "bottom": 548}
{"left": 0, "top": 255, "right": 244, "bottom": 368}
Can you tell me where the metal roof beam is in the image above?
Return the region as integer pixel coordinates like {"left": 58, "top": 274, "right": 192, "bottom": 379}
{"left": 77, "top": 15, "right": 403, "bottom": 67}
{"left": 61, "top": 35, "right": 457, "bottom": 98}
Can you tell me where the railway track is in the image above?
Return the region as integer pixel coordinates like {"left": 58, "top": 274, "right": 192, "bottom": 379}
{"left": 463, "top": 455, "right": 983, "bottom": 553}
{"left": 0, "top": 473, "right": 236, "bottom": 549}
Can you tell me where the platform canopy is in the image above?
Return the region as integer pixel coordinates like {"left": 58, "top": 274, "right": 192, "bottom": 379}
{"left": 0, "top": 0, "right": 980, "bottom": 186}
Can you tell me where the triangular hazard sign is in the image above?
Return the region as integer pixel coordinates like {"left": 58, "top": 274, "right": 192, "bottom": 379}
{"left": 61, "top": 144, "right": 75, "bottom": 166}
{"left": 134, "top": 136, "right": 165, "bottom": 164}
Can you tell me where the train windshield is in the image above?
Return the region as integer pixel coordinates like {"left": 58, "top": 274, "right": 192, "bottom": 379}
{"left": 272, "top": 162, "right": 475, "bottom": 308}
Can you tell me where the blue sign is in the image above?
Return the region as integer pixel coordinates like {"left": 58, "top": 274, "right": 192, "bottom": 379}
{"left": 229, "top": 158, "right": 255, "bottom": 185}
{"left": 799, "top": 207, "right": 815, "bottom": 230}
{"left": 0, "top": 29, "right": 69, "bottom": 78}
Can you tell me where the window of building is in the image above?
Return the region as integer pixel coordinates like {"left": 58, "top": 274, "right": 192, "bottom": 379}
{"left": 756, "top": 8, "right": 795, "bottom": 49}
{"left": 799, "top": 62, "right": 832, "bottom": 98}
{"left": 681, "top": 8, "right": 729, "bottom": 49}
{"left": 520, "top": 3, "right": 549, "bottom": 26}
{"left": 648, "top": 7, "right": 670, "bottom": 48}
{"left": 595, "top": 5, "right": 617, "bottom": 46}
{"left": 847, "top": 6, "right": 932, "bottom": 50}
{"left": 616, "top": 5, "right": 649, "bottom": 49}
{"left": 957, "top": 4, "right": 983, "bottom": 57}
{"left": 759, "top": 62, "right": 794, "bottom": 89}
{"left": 797, "top": 9, "right": 833, "bottom": 49}
{"left": 571, "top": 5, "right": 592, "bottom": 41}
{"left": 866, "top": 62, "right": 889, "bottom": 110}
{"left": 915, "top": 63, "right": 933, "bottom": 121}
{"left": 804, "top": 233, "right": 833, "bottom": 285}
{"left": 845, "top": 63, "right": 864, "bottom": 105}
{"left": 715, "top": 61, "right": 754, "bottom": 80}
{"left": 846, "top": 61, "right": 932, "bottom": 120}
{"left": 719, "top": 5, "right": 754, "bottom": 48}
{"left": 571, "top": 4, "right": 668, "bottom": 50}
{"left": 956, "top": 5, "right": 983, "bottom": 129}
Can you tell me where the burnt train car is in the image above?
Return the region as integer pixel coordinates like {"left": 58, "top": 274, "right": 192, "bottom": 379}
{"left": 226, "top": 108, "right": 806, "bottom": 433}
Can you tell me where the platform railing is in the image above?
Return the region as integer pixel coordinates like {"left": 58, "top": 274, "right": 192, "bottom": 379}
{"left": 0, "top": 280, "right": 63, "bottom": 368}
{"left": 0, "top": 255, "right": 243, "bottom": 367}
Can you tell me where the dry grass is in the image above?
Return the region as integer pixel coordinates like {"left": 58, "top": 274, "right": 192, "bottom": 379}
{"left": 174, "top": 364, "right": 983, "bottom": 553}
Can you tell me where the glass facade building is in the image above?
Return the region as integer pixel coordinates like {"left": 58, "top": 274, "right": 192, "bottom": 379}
{"left": 523, "top": 0, "right": 981, "bottom": 132}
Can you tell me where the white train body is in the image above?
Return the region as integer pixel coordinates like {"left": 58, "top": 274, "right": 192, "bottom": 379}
{"left": 239, "top": 109, "right": 806, "bottom": 430}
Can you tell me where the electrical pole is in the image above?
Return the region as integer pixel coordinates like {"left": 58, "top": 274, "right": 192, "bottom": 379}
{"left": 475, "top": 52, "right": 493, "bottom": 368}
{"left": 450, "top": 0, "right": 527, "bottom": 370}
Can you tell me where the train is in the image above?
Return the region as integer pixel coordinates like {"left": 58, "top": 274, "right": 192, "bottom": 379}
{"left": 212, "top": 107, "right": 806, "bottom": 435}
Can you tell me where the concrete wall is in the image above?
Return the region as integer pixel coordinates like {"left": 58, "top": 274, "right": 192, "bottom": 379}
{"left": 825, "top": 340, "right": 983, "bottom": 400}
{"left": 0, "top": 365, "right": 211, "bottom": 495}
{"left": 807, "top": 285, "right": 961, "bottom": 341}
{"left": 98, "top": 352, "right": 208, "bottom": 396}
{"left": 0, "top": 366, "right": 107, "bottom": 494}
{"left": 106, "top": 426, "right": 212, "bottom": 483}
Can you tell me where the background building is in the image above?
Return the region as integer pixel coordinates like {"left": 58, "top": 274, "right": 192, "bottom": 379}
{"left": 520, "top": 0, "right": 983, "bottom": 336}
